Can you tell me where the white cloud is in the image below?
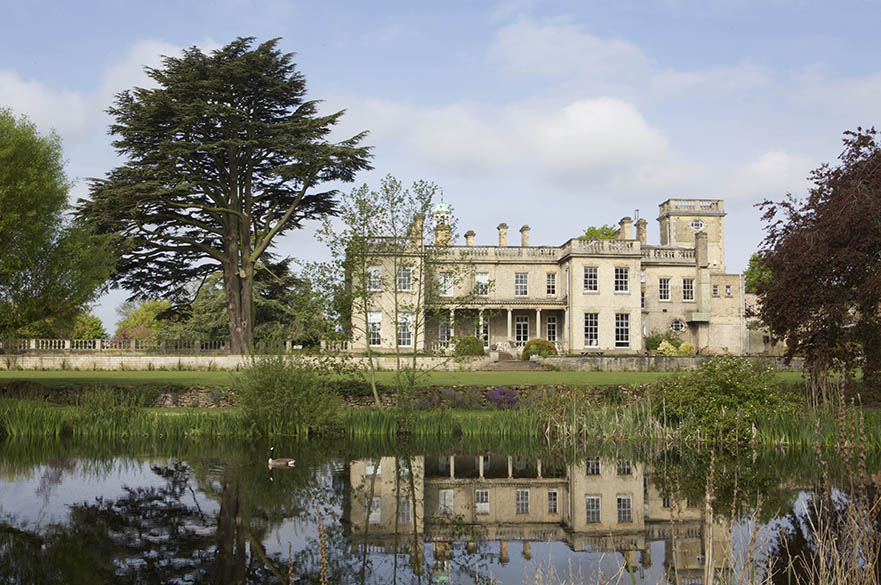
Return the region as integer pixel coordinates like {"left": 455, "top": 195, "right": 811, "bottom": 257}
{"left": 728, "top": 151, "right": 814, "bottom": 201}
{"left": 0, "top": 70, "right": 90, "bottom": 138}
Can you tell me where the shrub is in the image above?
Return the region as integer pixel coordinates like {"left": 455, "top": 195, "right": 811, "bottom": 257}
{"left": 521, "top": 338, "right": 557, "bottom": 360}
{"left": 656, "top": 340, "right": 679, "bottom": 356}
{"left": 677, "top": 341, "right": 695, "bottom": 355}
{"left": 645, "top": 329, "right": 682, "bottom": 351}
{"left": 454, "top": 336, "right": 485, "bottom": 357}
{"left": 233, "top": 354, "right": 341, "bottom": 436}
{"left": 650, "top": 356, "right": 796, "bottom": 443}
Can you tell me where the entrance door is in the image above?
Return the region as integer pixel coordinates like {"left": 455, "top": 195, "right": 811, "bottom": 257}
{"left": 514, "top": 315, "right": 529, "bottom": 342}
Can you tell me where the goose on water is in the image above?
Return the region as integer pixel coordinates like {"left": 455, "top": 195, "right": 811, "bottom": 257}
{"left": 268, "top": 447, "right": 296, "bottom": 468}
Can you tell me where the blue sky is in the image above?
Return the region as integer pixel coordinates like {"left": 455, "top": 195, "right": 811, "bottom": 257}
{"left": 2, "top": 0, "right": 879, "bottom": 331}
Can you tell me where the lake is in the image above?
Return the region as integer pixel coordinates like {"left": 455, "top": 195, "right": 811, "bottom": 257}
{"left": 0, "top": 437, "right": 877, "bottom": 584}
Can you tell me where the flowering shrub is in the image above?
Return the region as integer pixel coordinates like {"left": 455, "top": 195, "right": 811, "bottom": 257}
{"left": 486, "top": 386, "right": 523, "bottom": 410}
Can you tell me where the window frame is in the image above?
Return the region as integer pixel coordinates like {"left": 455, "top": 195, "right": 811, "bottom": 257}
{"left": 614, "top": 267, "right": 629, "bottom": 293}
{"left": 617, "top": 495, "right": 633, "bottom": 523}
{"left": 586, "top": 496, "right": 601, "bottom": 523}
{"left": 615, "top": 313, "right": 630, "bottom": 348}
{"left": 396, "top": 312, "right": 412, "bottom": 347}
{"left": 546, "top": 272, "right": 556, "bottom": 296}
{"left": 659, "top": 278, "right": 671, "bottom": 301}
{"left": 584, "top": 313, "right": 599, "bottom": 347}
{"left": 583, "top": 266, "right": 598, "bottom": 293}
{"left": 515, "top": 489, "right": 530, "bottom": 515}
{"left": 514, "top": 315, "right": 529, "bottom": 343}
{"left": 438, "top": 271, "right": 453, "bottom": 297}
{"left": 514, "top": 272, "right": 528, "bottom": 297}
{"left": 475, "top": 489, "right": 490, "bottom": 515}
{"left": 438, "top": 489, "right": 454, "bottom": 515}
{"left": 438, "top": 319, "right": 451, "bottom": 343}
{"left": 546, "top": 315, "right": 557, "bottom": 342}
{"left": 548, "top": 489, "right": 559, "bottom": 514}
{"left": 474, "top": 272, "right": 489, "bottom": 296}
{"left": 368, "top": 312, "right": 382, "bottom": 347}
{"left": 367, "top": 265, "right": 382, "bottom": 292}
{"left": 585, "top": 457, "right": 601, "bottom": 475}
{"left": 683, "top": 278, "right": 695, "bottom": 301}
{"left": 396, "top": 265, "right": 412, "bottom": 292}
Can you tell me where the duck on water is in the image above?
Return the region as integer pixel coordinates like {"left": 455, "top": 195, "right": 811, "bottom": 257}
{"left": 268, "top": 447, "right": 296, "bottom": 468}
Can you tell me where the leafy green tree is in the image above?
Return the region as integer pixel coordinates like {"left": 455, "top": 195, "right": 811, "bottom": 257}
{"left": 77, "top": 37, "right": 372, "bottom": 353}
{"left": 580, "top": 224, "right": 618, "bottom": 240}
{"left": 70, "top": 314, "right": 108, "bottom": 339}
{"left": 0, "top": 109, "right": 112, "bottom": 339}
{"left": 114, "top": 299, "right": 170, "bottom": 340}
{"left": 743, "top": 252, "right": 772, "bottom": 294}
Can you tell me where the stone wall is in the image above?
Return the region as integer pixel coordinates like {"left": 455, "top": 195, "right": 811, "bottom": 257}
{"left": 532, "top": 354, "right": 804, "bottom": 372}
{"left": 0, "top": 354, "right": 494, "bottom": 372}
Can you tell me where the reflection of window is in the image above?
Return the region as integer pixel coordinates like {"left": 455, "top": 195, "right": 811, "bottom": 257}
{"left": 617, "top": 495, "right": 633, "bottom": 523}
{"left": 475, "top": 489, "right": 489, "bottom": 515}
{"left": 546, "top": 273, "right": 556, "bottom": 295}
{"left": 397, "top": 458, "right": 411, "bottom": 478}
{"left": 365, "top": 458, "right": 380, "bottom": 477}
{"left": 397, "top": 312, "right": 412, "bottom": 347}
{"left": 548, "top": 489, "right": 559, "bottom": 514}
{"left": 367, "top": 266, "right": 382, "bottom": 291}
{"left": 584, "top": 266, "right": 598, "bottom": 292}
{"left": 586, "top": 496, "right": 601, "bottom": 523}
{"left": 397, "top": 266, "right": 412, "bottom": 291}
{"left": 515, "top": 489, "right": 529, "bottom": 514}
{"left": 514, "top": 273, "right": 528, "bottom": 296}
{"left": 438, "top": 457, "right": 450, "bottom": 474}
{"left": 662, "top": 496, "right": 671, "bottom": 509}
{"left": 584, "top": 313, "right": 598, "bottom": 347}
{"left": 614, "top": 267, "right": 629, "bottom": 292}
{"left": 398, "top": 498, "right": 411, "bottom": 524}
{"left": 369, "top": 496, "right": 382, "bottom": 524}
{"left": 439, "top": 489, "right": 454, "bottom": 515}
{"left": 683, "top": 279, "right": 694, "bottom": 301}
{"left": 585, "top": 458, "right": 601, "bottom": 475}
{"left": 474, "top": 272, "right": 489, "bottom": 296}
{"left": 616, "top": 460, "right": 632, "bottom": 475}
{"left": 368, "top": 312, "right": 382, "bottom": 346}
{"left": 659, "top": 278, "right": 670, "bottom": 301}
{"left": 615, "top": 313, "right": 630, "bottom": 347}
{"left": 438, "top": 272, "right": 452, "bottom": 296}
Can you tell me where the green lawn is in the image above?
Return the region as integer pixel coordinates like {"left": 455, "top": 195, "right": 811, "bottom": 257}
{"left": 0, "top": 368, "right": 806, "bottom": 388}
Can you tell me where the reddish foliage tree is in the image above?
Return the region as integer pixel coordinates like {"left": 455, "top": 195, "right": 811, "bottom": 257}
{"left": 757, "top": 128, "right": 881, "bottom": 402}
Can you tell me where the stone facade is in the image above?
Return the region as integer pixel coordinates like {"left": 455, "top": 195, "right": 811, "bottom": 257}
{"left": 352, "top": 198, "right": 776, "bottom": 355}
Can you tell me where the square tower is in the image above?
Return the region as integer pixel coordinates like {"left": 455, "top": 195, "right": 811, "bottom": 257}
{"left": 657, "top": 199, "right": 726, "bottom": 272}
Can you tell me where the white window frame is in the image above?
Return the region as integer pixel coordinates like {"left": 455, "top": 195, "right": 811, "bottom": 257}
{"left": 585, "top": 458, "right": 601, "bottom": 475}
{"left": 438, "top": 272, "right": 453, "bottom": 297}
{"left": 514, "top": 272, "right": 528, "bottom": 296}
{"left": 670, "top": 320, "right": 686, "bottom": 332}
{"left": 586, "top": 496, "right": 601, "bottom": 523}
{"left": 474, "top": 272, "right": 489, "bottom": 296}
{"left": 616, "top": 460, "right": 632, "bottom": 475}
{"left": 546, "top": 272, "right": 556, "bottom": 296}
{"left": 365, "top": 458, "right": 381, "bottom": 477}
{"left": 514, "top": 315, "right": 529, "bottom": 343}
{"left": 583, "top": 266, "right": 598, "bottom": 292}
{"left": 584, "top": 313, "right": 598, "bottom": 347}
{"left": 438, "top": 319, "right": 451, "bottom": 343}
{"left": 515, "top": 489, "right": 530, "bottom": 515}
{"left": 475, "top": 489, "right": 490, "bottom": 515}
{"left": 396, "top": 265, "right": 412, "bottom": 291}
{"left": 615, "top": 313, "right": 630, "bottom": 348}
{"left": 683, "top": 278, "right": 694, "bottom": 301}
{"left": 546, "top": 316, "right": 557, "bottom": 342}
{"left": 368, "top": 312, "right": 382, "bottom": 347}
{"left": 475, "top": 319, "right": 489, "bottom": 348}
{"left": 367, "top": 265, "right": 382, "bottom": 291}
{"left": 614, "top": 267, "right": 629, "bottom": 292}
{"left": 617, "top": 495, "right": 633, "bottom": 523}
{"left": 548, "top": 489, "right": 559, "bottom": 514}
{"left": 439, "top": 489, "right": 454, "bottom": 515}
{"left": 397, "top": 312, "right": 412, "bottom": 347}
{"left": 725, "top": 284, "right": 732, "bottom": 297}
{"left": 659, "top": 278, "right": 671, "bottom": 301}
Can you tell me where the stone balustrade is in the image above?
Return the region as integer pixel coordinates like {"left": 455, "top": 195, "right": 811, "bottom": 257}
{"left": 0, "top": 338, "right": 235, "bottom": 354}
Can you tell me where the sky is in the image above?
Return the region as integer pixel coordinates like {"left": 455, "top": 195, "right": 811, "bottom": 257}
{"left": 2, "top": 0, "right": 880, "bottom": 332}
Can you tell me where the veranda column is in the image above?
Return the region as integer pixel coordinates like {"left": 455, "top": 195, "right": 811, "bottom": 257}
{"left": 535, "top": 308, "right": 542, "bottom": 339}
{"left": 449, "top": 456, "right": 455, "bottom": 479}
{"left": 478, "top": 309, "right": 484, "bottom": 340}
{"left": 507, "top": 456, "right": 513, "bottom": 478}
{"left": 478, "top": 455, "right": 484, "bottom": 478}
{"left": 507, "top": 309, "right": 513, "bottom": 341}
{"left": 449, "top": 308, "right": 455, "bottom": 338}
{"left": 562, "top": 309, "right": 569, "bottom": 352}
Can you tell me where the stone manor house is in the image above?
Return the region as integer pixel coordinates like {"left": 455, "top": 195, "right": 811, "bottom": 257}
{"left": 351, "top": 198, "right": 770, "bottom": 355}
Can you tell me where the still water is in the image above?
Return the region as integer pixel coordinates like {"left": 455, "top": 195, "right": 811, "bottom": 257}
{"left": 0, "top": 438, "right": 874, "bottom": 584}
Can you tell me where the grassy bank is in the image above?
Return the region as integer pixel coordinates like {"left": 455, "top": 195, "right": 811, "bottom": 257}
{"left": 0, "top": 368, "right": 806, "bottom": 388}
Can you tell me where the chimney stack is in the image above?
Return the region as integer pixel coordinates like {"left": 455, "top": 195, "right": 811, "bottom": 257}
{"left": 696, "top": 231, "right": 709, "bottom": 268}
{"left": 617, "top": 216, "right": 633, "bottom": 240}
{"left": 497, "top": 223, "right": 508, "bottom": 247}
{"left": 434, "top": 223, "right": 451, "bottom": 246}
{"left": 519, "top": 225, "right": 530, "bottom": 247}
{"left": 464, "top": 230, "right": 475, "bottom": 247}
{"left": 636, "top": 219, "right": 647, "bottom": 244}
{"left": 408, "top": 213, "right": 425, "bottom": 245}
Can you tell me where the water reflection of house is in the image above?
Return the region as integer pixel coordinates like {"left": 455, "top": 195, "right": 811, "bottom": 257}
{"left": 345, "top": 455, "right": 731, "bottom": 580}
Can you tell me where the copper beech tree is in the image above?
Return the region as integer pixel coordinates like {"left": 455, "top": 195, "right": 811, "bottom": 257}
{"left": 756, "top": 127, "right": 881, "bottom": 402}
{"left": 78, "top": 38, "right": 371, "bottom": 353}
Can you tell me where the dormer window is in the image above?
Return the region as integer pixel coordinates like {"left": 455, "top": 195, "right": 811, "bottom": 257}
{"left": 689, "top": 219, "right": 705, "bottom": 231}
